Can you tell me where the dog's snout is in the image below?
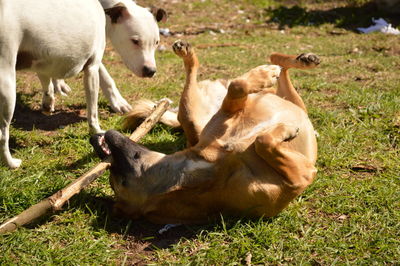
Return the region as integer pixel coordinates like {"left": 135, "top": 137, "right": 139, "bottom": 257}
{"left": 142, "top": 66, "right": 156, "bottom": 77}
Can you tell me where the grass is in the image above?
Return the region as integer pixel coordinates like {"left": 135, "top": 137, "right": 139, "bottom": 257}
{"left": 1, "top": 0, "right": 399, "bottom": 264}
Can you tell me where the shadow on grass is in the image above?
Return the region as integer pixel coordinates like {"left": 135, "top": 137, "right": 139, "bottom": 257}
{"left": 13, "top": 93, "right": 86, "bottom": 131}
{"left": 72, "top": 192, "right": 272, "bottom": 252}
{"left": 68, "top": 192, "right": 202, "bottom": 250}
{"left": 266, "top": 2, "right": 399, "bottom": 30}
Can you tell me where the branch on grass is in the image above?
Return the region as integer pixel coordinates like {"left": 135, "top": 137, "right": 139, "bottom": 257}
{"left": 0, "top": 99, "right": 170, "bottom": 234}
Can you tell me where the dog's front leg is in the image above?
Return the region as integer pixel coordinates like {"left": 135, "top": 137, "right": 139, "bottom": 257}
{"left": 0, "top": 67, "right": 21, "bottom": 168}
{"left": 270, "top": 53, "right": 320, "bottom": 113}
{"left": 83, "top": 64, "right": 103, "bottom": 134}
{"left": 38, "top": 75, "right": 55, "bottom": 113}
{"left": 172, "top": 40, "right": 203, "bottom": 146}
{"left": 99, "top": 63, "right": 132, "bottom": 113}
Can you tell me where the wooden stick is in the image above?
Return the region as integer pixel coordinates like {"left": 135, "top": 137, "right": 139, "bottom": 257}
{"left": 0, "top": 99, "right": 170, "bottom": 234}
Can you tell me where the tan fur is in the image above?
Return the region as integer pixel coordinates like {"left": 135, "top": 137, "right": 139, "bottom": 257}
{"left": 114, "top": 41, "right": 319, "bottom": 224}
{"left": 123, "top": 99, "right": 180, "bottom": 129}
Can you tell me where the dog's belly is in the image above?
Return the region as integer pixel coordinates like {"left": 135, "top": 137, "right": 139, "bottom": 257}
{"left": 13, "top": 0, "right": 105, "bottom": 77}
{"left": 221, "top": 94, "right": 316, "bottom": 160}
{"left": 16, "top": 51, "right": 90, "bottom": 78}
{"left": 209, "top": 150, "right": 283, "bottom": 216}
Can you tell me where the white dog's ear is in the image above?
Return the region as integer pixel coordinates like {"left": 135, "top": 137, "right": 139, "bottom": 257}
{"left": 149, "top": 7, "right": 167, "bottom": 23}
{"left": 105, "top": 3, "right": 129, "bottom": 24}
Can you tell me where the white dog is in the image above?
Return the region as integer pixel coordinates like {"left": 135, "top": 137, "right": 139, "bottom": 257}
{"left": 0, "top": 0, "right": 166, "bottom": 168}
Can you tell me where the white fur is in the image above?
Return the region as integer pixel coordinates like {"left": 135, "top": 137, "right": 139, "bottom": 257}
{"left": 239, "top": 114, "right": 280, "bottom": 141}
{"left": 0, "top": 0, "right": 163, "bottom": 168}
{"left": 104, "top": 0, "right": 161, "bottom": 77}
{"left": 184, "top": 160, "right": 214, "bottom": 172}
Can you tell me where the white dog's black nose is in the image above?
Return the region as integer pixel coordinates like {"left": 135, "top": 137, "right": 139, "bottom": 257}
{"left": 142, "top": 66, "right": 156, "bottom": 77}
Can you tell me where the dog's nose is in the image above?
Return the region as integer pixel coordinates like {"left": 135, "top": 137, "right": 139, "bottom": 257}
{"left": 142, "top": 66, "right": 156, "bottom": 77}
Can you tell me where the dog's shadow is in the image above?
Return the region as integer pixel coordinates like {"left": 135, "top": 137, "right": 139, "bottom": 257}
{"left": 74, "top": 192, "right": 272, "bottom": 254}
{"left": 69, "top": 192, "right": 205, "bottom": 250}
{"left": 12, "top": 93, "right": 86, "bottom": 131}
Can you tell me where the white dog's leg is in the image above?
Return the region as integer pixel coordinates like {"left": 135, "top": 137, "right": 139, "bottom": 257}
{"left": 52, "top": 79, "right": 72, "bottom": 96}
{"left": 84, "top": 64, "right": 103, "bottom": 134}
{"left": 99, "top": 63, "right": 132, "bottom": 113}
{"left": 38, "top": 75, "right": 55, "bottom": 113}
{"left": 0, "top": 67, "right": 21, "bottom": 168}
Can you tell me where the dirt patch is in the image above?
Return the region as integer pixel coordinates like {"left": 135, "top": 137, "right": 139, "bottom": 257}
{"left": 116, "top": 222, "right": 198, "bottom": 265}
{"left": 83, "top": 197, "right": 202, "bottom": 265}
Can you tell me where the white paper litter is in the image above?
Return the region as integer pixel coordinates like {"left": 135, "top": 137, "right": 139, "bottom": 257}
{"left": 357, "top": 18, "right": 400, "bottom": 35}
{"left": 158, "top": 224, "right": 180, "bottom": 234}
{"left": 159, "top": 28, "right": 171, "bottom": 36}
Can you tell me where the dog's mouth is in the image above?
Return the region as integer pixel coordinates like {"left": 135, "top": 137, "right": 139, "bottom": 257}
{"left": 90, "top": 133, "right": 111, "bottom": 160}
{"left": 99, "top": 135, "right": 111, "bottom": 156}
{"left": 90, "top": 130, "right": 152, "bottom": 163}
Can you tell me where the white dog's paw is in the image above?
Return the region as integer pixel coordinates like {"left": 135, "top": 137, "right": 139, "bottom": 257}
{"left": 42, "top": 95, "right": 55, "bottom": 113}
{"left": 109, "top": 97, "right": 132, "bottom": 114}
{"left": 53, "top": 79, "right": 72, "bottom": 96}
{"left": 3, "top": 157, "right": 22, "bottom": 169}
{"left": 89, "top": 126, "right": 105, "bottom": 135}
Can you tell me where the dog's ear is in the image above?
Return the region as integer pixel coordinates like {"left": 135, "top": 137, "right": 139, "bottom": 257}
{"left": 149, "top": 7, "right": 167, "bottom": 23}
{"left": 104, "top": 3, "right": 129, "bottom": 24}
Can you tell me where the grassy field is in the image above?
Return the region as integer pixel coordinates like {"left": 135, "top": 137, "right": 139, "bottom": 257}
{"left": 1, "top": 0, "right": 399, "bottom": 264}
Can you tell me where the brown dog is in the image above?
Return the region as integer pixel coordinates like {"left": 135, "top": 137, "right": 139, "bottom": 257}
{"left": 91, "top": 41, "right": 319, "bottom": 224}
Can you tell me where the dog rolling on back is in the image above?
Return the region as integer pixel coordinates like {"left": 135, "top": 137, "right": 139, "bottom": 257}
{"left": 92, "top": 41, "right": 319, "bottom": 224}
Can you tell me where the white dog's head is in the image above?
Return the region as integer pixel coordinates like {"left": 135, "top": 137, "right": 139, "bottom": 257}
{"left": 104, "top": 1, "right": 167, "bottom": 77}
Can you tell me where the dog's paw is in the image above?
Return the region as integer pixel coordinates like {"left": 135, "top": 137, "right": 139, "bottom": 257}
{"left": 267, "top": 123, "right": 300, "bottom": 143}
{"left": 262, "top": 65, "right": 281, "bottom": 85}
{"left": 41, "top": 97, "right": 55, "bottom": 113}
{"left": 244, "top": 65, "right": 281, "bottom": 93}
{"left": 89, "top": 125, "right": 105, "bottom": 135}
{"left": 296, "top": 53, "right": 320, "bottom": 67}
{"left": 109, "top": 98, "right": 132, "bottom": 114}
{"left": 282, "top": 125, "right": 300, "bottom": 142}
{"left": 172, "top": 40, "right": 192, "bottom": 57}
{"left": 53, "top": 79, "right": 72, "bottom": 96}
{"left": 6, "top": 158, "right": 22, "bottom": 169}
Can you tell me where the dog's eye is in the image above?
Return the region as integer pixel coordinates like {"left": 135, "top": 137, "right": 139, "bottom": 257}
{"left": 131, "top": 39, "right": 140, "bottom": 46}
{"left": 133, "top": 152, "right": 141, "bottom": 160}
{"left": 155, "top": 40, "right": 159, "bottom": 45}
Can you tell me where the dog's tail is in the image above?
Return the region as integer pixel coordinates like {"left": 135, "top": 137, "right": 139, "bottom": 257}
{"left": 122, "top": 99, "right": 181, "bottom": 130}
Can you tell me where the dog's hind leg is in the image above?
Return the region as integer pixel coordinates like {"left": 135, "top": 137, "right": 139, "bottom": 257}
{"left": 172, "top": 40, "right": 202, "bottom": 146}
{"left": 38, "top": 75, "right": 55, "bottom": 113}
{"left": 270, "top": 53, "right": 320, "bottom": 113}
{"left": 221, "top": 65, "right": 281, "bottom": 114}
{"left": 254, "top": 123, "right": 317, "bottom": 209}
{"left": 0, "top": 62, "right": 21, "bottom": 168}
